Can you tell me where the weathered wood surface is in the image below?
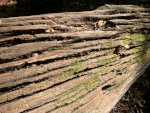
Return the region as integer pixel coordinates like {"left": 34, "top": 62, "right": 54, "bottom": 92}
{"left": 0, "top": 4, "right": 150, "bottom": 113}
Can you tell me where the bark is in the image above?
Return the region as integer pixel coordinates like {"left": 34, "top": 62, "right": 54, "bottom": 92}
{"left": 0, "top": 4, "right": 150, "bottom": 113}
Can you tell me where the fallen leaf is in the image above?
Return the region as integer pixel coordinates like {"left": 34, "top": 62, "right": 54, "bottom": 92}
{"left": 98, "top": 20, "right": 106, "bottom": 27}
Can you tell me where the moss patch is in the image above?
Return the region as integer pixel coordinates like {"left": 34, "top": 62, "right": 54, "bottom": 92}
{"left": 54, "top": 75, "right": 100, "bottom": 106}
{"left": 84, "top": 75, "right": 100, "bottom": 92}
{"left": 128, "top": 24, "right": 144, "bottom": 31}
{"left": 61, "top": 60, "right": 84, "bottom": 77}
{"left": 100, "top": 57, "right": 112, "bottom": 65}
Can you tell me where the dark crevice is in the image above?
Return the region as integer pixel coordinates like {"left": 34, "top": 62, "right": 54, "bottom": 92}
{"left": 0, "top": 62, "right": 106, "bottom": 104}
{"left": 1, "top": 29, "right": 46, "bottom": 37}
{"left": 0, "top": 35, "right": 73, "bottom": 47}
{"left": 0, "top": 77, "right": 49, "bottom": 94}
{"left": 47, "top": 78, "right": 114, "bottom": 113}
{"left": 0, "top": 31, "right": 121, "bottom": 47}
{"left": 71, "top": 103, "right": 88, "bottom": 112}
{"left": 10, "top": 52, "right": 107, "bottom": 83}
{"left": 0, "top": 75, "right": 80, "bottom": 105}
{"left": 102, "top": 84, "right": 115, "bottom": 90}
{"left": 69, "top": 33, "right": 122, "bottom": 44}
{"left": 0, "top": 44, "right": 116, "bottom": 74}
{"left": 45, "top": 92, "right": 89, "bottom": 113}
{"left": 0, "top": 33, "right": 121, "bottom": 64}
{"left": 0, "top": 54, "right": 132, "bottom": 97}
{"left": 20, "top": 99, "right": 58, "bottom": 113}
{"left": 83, "top": 15, "right": 139, "bottom": 22}
{"left": 0, "top": 51, "right": 110, "bottom": 94}
{"left": 0, "top": 45, "right": 62, "bottom": 64}
{"left": 0, "top": 38, "right": 37, "bottom": 47}
{"left": 0, "top": 59, "right": 131, "bottom": 106}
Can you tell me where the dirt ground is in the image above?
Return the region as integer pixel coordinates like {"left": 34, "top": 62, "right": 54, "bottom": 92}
{"left": 111, "top": 65, "right": 150, "bottom": 113}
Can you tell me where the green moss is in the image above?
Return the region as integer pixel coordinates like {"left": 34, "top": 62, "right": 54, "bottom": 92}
{"left": 54, "top": 75, "right": 100, "bottom": 106}
{"left": 136, "top": 56, "right": 144, "bottom": 63}
{"left": 122, "top": 34, "right": 131, "bottom": 39}
{"left": 146, "top": 48, "right": 150, "bottom": 57}
{"left": 107, "top": 48, "right": 116, "bottom": 55}
{"left": 123, "top": 40, "right": 130, "bottom": 44}
{"left": 61, "top": 60, "right": 84, "bottom": 77}
{"left": 122, "top": 33, "right": 148, "bottom": 46}
{"left": 128, "top": 25, "right": 134, "bottom": 28}
{"left": 102, "top": 42, "right": 113, "bottom": 47}
{"left": 132, "top": 34, "right": 146, "bottom": 42}
{"left": 55, "top": 93, "right": 77, "bottom": 106}
{"left": 130, "top": 57, "right": 135, "bottom": 64}
{"left": 132, "top": 48, "right": 140, "bottom": 54}
{"left": 84, "top": 76, "right": 100, "bottom": 92}
{"left": 74, "top": 84, "right": 83, "bottom": 92}
{"left": 71, "top": 60, "right": 83, "bottom": 67}
{"left": 95, "top": 70, "right": 100, "bottom": 75}
{"left": 128, "top": 24, "right": 144, "bottom": 31}
{"left": 100, "top": 58, "right": 112, "bottom": 64}
{"left": 61, "top": 67, "right": 84, "bottom": 77}
{"left": 136, "top": 24, "right": 144, "bottom": 29}
{"left": 101, "top": 66, "right": 109, "bottom": 73}
{"left": 89, "top": 70, "right": 100, "bottom": 76}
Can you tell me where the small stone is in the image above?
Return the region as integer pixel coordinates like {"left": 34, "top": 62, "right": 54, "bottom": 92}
{"left": 32, "top": 53, "right": 38, "bottom": 57}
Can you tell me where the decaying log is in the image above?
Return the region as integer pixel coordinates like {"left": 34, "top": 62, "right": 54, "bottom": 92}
{"left": 0, "top": 4, "right": 150, "bottom": 113}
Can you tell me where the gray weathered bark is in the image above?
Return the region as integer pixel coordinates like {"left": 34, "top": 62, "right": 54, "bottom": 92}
{"left": 0, "top": 4, "right": 150, "bottom": 113}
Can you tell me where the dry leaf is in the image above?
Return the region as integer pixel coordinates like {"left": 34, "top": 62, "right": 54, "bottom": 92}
{"left": 45, "top": 25, "right": 54, "bottom": 33}
{"left": 94, "top": 20, "right": 106, "bottom": 30}
{"left": 98, "top": 20, "right": 106, "bottom": 27}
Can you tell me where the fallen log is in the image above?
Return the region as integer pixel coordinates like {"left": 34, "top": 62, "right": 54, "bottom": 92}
{"left": 0, "top": 4, "right": 150, "bottom": 113}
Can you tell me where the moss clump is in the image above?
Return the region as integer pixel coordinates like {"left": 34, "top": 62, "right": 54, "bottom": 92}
{"left": 61, "top": 60, "right": 84, "bottom": 77}
{"left": 101, "top": 66, "right": 109, "bottom": 73}
{"left": 108, "top": 48, "right": 116, "bottom": 55}
{"left": 102, "top": 42, "right": 113, "bottom": 47}
{"left": 122, "top": 34, "right": 131, "bottom": 39}
{"left": 71, "top": 60, "right": 83, "bottom": 67}
{"left": 61, "top": 67, "right": 83, "bottom": 77}
{"left": 132, "top": 48, "right": 140, "bottom": 54}
{"left": 122, "top": 33, "right": 148, "bottom": 46}
{"left": 54, "top": 75, "right": 100, "bottom": 106}
{"left": 84, "top": 76, "right": 100, "bottom": 92}
{"left": 100, "top": 58, "right": 112, "bottom": 65}
{"left": 123, "top": 40, "right": 130, "bottom": 44}
{"left": 130, "top": 57, "right": 136, "bottom": 64}
{"left": 128, "top": 24, "right": 144, "bottom": 31}
{"left": 132, "top": 34, "right": 146, "bottom": 42}
{"left": 122, "top": 33, "right": 146, "bottom": 41}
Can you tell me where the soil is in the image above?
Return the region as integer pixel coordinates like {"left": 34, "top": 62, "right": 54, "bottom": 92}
{"left": 111, "top": 65, "right": 150, "bottom": 113}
